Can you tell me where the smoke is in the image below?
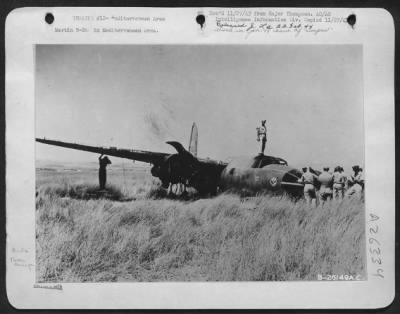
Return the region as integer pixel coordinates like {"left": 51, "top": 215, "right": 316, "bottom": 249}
{"left": 144, "top": 110, "right": 175, "bottom": 142}
{"left": 144, "top": 113, "right": 163, "bottom": 140}
{"left": 144, "top": 99, "right": 178, "bottom": 143}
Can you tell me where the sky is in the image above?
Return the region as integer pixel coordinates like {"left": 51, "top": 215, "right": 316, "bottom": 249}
{"left": 35, "top": 44, "right": 364, "bottom": 169}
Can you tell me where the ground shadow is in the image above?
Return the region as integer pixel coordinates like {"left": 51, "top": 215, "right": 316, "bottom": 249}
{"left": 41, "top": 184, "right": 136, "bottom": 202}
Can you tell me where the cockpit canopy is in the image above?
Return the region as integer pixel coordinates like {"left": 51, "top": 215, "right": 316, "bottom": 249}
{"left": 251, "top": 154, "right": 288, "bottom": 168}
{"left": 227, "top": 154, "right": 288, "bottom": 169}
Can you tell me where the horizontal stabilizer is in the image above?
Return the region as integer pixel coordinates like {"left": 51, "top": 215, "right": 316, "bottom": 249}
{"left": 166, "top": 141, "right": 186, "bottom": 154}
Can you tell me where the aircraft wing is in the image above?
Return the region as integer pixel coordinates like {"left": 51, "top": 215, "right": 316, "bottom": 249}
{"left": 36, "top": 138, "right": 169, "bottom": 165}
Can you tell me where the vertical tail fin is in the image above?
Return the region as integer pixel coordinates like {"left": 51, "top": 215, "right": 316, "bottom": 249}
{"left": 188, "top": 122, "right": 198, "bottom": 157}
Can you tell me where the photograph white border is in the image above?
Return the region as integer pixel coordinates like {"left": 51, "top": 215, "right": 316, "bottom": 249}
{"left": 5, "top": 7, "right": 395, "bottom": 309}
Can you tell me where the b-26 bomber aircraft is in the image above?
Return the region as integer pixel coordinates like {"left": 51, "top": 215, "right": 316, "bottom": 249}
{"left": 36, "top": 123, "right": 304, "bottom": 196}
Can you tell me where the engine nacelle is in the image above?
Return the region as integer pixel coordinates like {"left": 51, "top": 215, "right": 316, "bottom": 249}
{"left": 151, "top": 153, "right": 199, "bottom": 186}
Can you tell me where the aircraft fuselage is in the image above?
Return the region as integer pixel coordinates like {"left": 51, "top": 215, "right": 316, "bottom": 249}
{"left": 151, "top": 153, "right": 303, "bottom": 196}
{"left": 219, "top": 163, "right": 303, "bottom": 196}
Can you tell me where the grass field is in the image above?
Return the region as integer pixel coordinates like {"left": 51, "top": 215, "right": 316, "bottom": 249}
{"left": 36, "top": 165, "right": 366, "bottom": 282}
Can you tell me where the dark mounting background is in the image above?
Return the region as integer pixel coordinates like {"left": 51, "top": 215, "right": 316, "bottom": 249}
{"left": 0, "top": 0, "right": 398, "bottom": 313}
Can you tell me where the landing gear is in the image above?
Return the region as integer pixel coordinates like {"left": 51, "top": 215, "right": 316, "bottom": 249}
{"left": 167, "top": 182, "right": 188, "bottom": 197}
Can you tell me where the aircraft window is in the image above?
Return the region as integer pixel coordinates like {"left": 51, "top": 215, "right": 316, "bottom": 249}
{"left": 250, "top": 156, "right": 288, "bottom": 168}
{"left": 278, "top": 159, "right": 288, "bottom": 165}
{"left": 251, "top": 159, "right": 266, "bottom": 168}
{"left": 258, "top": 158, "right": 273, "bottom": 168}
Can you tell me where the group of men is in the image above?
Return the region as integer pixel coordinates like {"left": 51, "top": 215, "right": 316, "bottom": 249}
{"left": 256, "top": 120, "right": 364, "bottom": 205}
{"left": 298, "top": 165, "right": 364, "bottom": 206}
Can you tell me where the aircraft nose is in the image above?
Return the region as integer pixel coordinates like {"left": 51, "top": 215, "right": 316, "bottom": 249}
{"left": 281, "top": 169, "right": 303, "bottom": 196}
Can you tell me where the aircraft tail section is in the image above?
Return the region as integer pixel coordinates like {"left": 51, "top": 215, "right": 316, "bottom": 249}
{"left": 188, "top": 122, "right": 198, "bottom": 157}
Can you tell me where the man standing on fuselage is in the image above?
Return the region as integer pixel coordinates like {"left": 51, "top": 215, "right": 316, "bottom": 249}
{"left": 257, "top": 120, "right": 267, "bottom": 155}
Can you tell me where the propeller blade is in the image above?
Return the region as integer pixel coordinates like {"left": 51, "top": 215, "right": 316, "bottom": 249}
{"left": 280, "top": 181, "right": 304, "bottom": 187}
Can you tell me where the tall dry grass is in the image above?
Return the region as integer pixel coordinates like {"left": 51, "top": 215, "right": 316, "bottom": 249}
{"left": 36, "top": 169, "right": 365, "bottom": 282}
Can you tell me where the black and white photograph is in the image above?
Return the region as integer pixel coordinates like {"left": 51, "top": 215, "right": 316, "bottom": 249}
{"left": 5, "top": 7, "right": 395, "bottom": 309}
{"left": 35, "top": 44, "right": 366, "bottom": 282}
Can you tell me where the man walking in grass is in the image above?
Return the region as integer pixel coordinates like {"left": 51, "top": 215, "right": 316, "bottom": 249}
{"left": 298, "top": 167, "right": 318, "bottom": 207}
{"left": 333, "top": 166, "right": 346, "bottom": 199}
{"left": 318, "top": 167, "right": 334, "bottom": 205}
{"left": 99, "top": 154, "right": 111, "bottom": 190}
{"left": 346, "top": 165, "right": 364, "bottom": 197}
